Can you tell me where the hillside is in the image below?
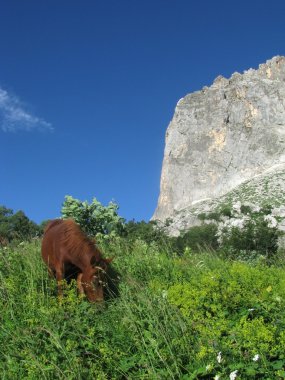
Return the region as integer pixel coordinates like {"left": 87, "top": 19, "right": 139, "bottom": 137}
{"left": 2, "top": 239, "right": 285, "bottom": 378}
{"left": 162, "top": 164, "right": 285, "bottom": 236}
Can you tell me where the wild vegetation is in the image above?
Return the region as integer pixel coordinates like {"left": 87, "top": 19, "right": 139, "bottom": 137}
{"left": 0, "top": 206, "right": 40, "bottom": 245}
{"left": 1, "top": 197, "right": 285, "bottom": 379}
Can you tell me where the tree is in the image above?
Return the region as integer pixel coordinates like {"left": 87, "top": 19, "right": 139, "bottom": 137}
{"left": 0, "top": 205, "right": 39, "bottom": 243}
{"left": 124, "top": 220, "right": 170, "bottom": 244}
{"left": 10, "top": 211, "right": 39, "bottom": 239}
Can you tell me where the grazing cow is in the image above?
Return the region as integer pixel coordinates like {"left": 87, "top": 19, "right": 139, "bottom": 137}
{"left": 41, "top": 219, "right": 112, "bottom": 302}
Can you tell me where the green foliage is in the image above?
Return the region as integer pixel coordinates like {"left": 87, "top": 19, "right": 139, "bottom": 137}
{"left": 197, "top": 212, "right": 207, "bottom": 221}
{"left": 124, "top": 220, "right": 157, "bottom": 242}
{"left": 240, "top": 204, "right": 251, "bottom": 214}
{"left": 198, "top": 211, "right": 221, "bottom": 222}
{"left": 2, "top": 236, "right": 285, "bottom": 378}
{"left": 0, "top": 205, "right": 39, "bottom": 243}
{"left": 123, "top": 220, "right": 174, "bottom": 253}
{"left": 206, "top": 211, "right": 221, "bottom": 221}
{"left": 175, "top": 223, "right": 219, "bottom": 253}
{"left": 260, "top": 203, "right": 273, "bottom": 215}
{"left": 0, "top": 240, "right": 193, "bottom": 379}
{"left": 61, "top": 195, "right": 125, "bottom": 237}
{"left": 221, "top": 218, "right": 280, "bottom": 258}
{"left": 195, "top": 202, "right": 282, "bottom": 260}
{"left": 165, "top": 260, "right": 285, "bottom": 378}
{"left": 219, "top": 204, "right": 232, "bottom": 217}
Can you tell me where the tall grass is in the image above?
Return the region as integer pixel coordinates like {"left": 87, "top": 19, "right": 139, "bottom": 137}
{"left": 1, "top": 238, "right": 285, "bottom": 379}
{"left": 0, "top": 239, "right": 191, "bottom": 379}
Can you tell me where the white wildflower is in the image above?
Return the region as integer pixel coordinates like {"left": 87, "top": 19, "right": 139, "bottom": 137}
{"left": 232, "top": 201, "right": 241, "bottom": 214}
{"left": 162, "top": 290, "right": 168, "bottom": 299}
{"left": 230, "top": 370, "right": 238, "bottom": 380}
{"left": 253, "top": 354, "right": 260, "bottom": 361}
{"left": 264, "top": 215, "right": 278, "bottom": 228}
{"left": 252, "top": 205, "right": 261, "bottom": 212}
{"left": 231, "top": 218, "right": 244, "bottom": 229}
{"left": 217, "top": 351, "right": 222, "bottom": 363}
{"left": 206, "top": 364, "right": 212, "bottom": 371}
{"left": 248, "top": 308, "right": 255, "bottom": 312}
{"left": 214, "top": 375, "right": 220, "bottom": 380}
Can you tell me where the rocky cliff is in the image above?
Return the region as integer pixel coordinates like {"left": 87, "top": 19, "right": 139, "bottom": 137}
{"left": 153, "top": 56, "right": 285, "bottom": 234}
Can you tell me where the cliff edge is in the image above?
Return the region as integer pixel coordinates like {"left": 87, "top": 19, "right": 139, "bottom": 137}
{"left": 153, "top": 56, "right": 285, "bottom": 231}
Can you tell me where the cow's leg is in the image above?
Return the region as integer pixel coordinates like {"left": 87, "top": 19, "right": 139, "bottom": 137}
{"left": 77, "top": 273, "right": 85, "bottom": 296}
{"left": 55, "top": 264, "right": 64, "bottom": 299}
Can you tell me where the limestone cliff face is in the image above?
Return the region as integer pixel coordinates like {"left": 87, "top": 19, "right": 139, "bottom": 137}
{"left": 153, "top": 56, "right": 285, "bottom": 223}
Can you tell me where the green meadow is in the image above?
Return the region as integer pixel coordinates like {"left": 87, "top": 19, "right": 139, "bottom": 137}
{"left": 1, "top": 237, "right": 285, "bottom": 379}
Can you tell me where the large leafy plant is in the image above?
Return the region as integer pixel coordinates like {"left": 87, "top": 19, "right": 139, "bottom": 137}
{"left": 61, "top": 195, "right": 125, "bottom": 237}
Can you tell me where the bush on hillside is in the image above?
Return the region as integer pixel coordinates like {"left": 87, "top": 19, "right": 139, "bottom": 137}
{"left": 123, "top": 220, "right": 172, "bottom": 246}
{"left": 216, "top": 202, "right": 281, "bottom": 258}
{"left": 175, "top": 223, "right": 219, "bottom": 253}
{"left": 220, "top": 217, "right": 280, "bottom": 258}
{"left": 195, "top": 202, "right": 282, "bottom": 259}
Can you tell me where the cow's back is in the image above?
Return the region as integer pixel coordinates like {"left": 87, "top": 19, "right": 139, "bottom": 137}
{"left": 41, "top": 220, "right": 65, "bottom": 270}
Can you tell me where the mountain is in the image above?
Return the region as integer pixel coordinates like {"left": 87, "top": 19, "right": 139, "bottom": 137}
{"left": 153, "top": 56, "right": 285, "bottom": 235}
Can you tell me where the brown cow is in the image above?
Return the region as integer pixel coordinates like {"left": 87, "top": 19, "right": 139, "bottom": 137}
{"left": 41, "top": 219, "right": 112, "bottom": 302}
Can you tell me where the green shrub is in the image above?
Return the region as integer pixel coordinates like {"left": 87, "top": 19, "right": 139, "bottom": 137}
{"left": 220, "top": 216, "right": 280, "bottom": 259}
{"left": 122, "top": 220, "right": 175, "bottom": 254}
{"left": 195, "top": 202, "right": 282, "bottom": 260}
{"left": 175, "top": 223, "right": 219, "bottom": 253}
{"left": 61, "top": 195, "right": 125, "bottom": 237}
{"left": 240, "top": 204, "right": 251, "bottom": 214}
{"left": 166, "top": 261, "right": 285, "bottom": 378}
{"left": 219, "top": 204, "right": 232, "bottom": 217}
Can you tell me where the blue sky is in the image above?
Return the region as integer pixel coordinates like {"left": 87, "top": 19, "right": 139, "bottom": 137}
{"left": 1, "top": 0, "right": 285, "bottom": 224}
